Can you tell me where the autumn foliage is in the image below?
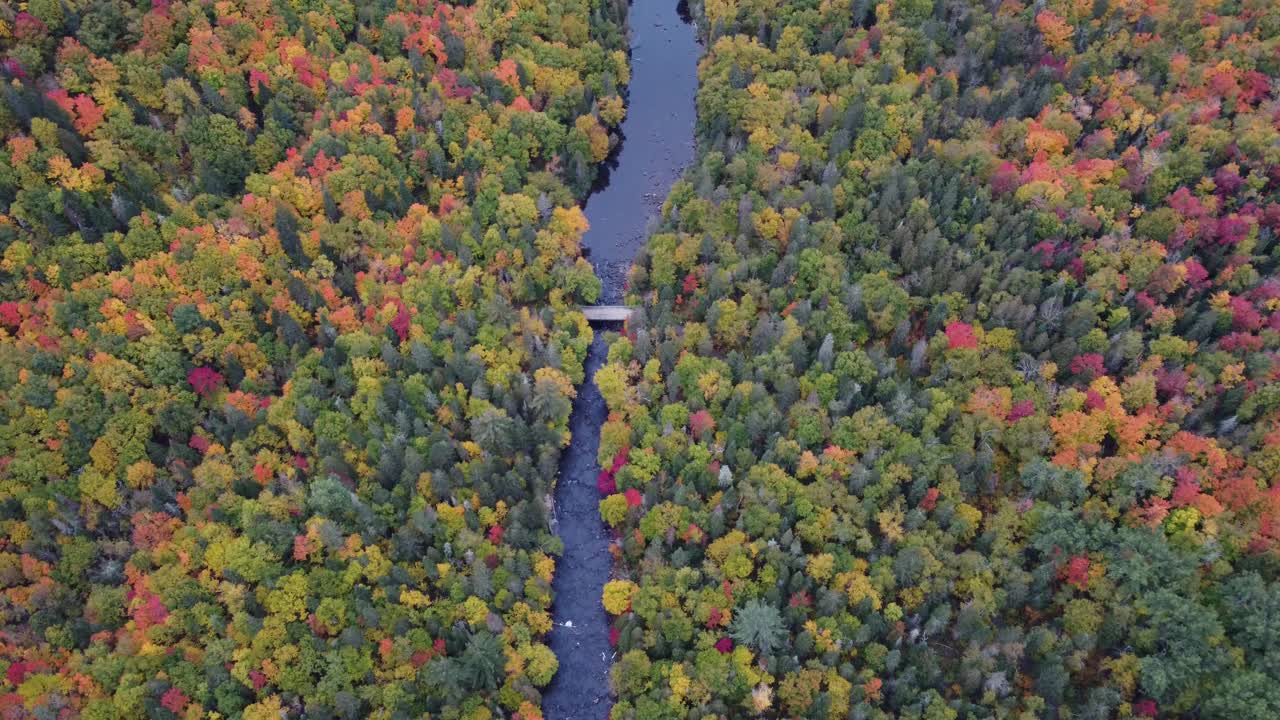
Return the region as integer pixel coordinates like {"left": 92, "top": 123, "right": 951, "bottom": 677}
{"left": 0, "top": 0, "right": 630, "bottom": 717}
{"left": 600, "top": 0, "right": 1280, "bottom": 718}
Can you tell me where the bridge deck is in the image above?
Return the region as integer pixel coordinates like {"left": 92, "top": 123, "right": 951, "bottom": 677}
{"left": 580, "top": 305, "right": 635, "bottom": 322}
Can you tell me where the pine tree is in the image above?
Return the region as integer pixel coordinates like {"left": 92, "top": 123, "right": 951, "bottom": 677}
{"left": 730, "top": 599, "right": 787, "bottom": 657}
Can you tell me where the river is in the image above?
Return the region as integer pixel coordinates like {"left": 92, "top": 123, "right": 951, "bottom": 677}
{"left": 580, "top": 0, "right": 701, "bottom": 305}
{"left": 542, "top": 2, "right": 700, "bottom": 717}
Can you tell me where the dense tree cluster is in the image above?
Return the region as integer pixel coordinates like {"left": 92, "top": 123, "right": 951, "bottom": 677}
{"left": 0, "top": 0, "right": 630, "bottom": 717}
{"left": 601, "top": 0, "right": 1280, "bottom": 718}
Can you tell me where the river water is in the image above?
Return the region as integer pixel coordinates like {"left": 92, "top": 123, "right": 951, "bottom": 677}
{"left": 580, "top": 0, "right": 701, "bottom": 305}
{"left": 542, "top": 2, "right": 700, "bottom": 717}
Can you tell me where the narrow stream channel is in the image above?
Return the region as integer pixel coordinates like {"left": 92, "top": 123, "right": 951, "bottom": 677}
{"left": 543, "top": 2, "right": 700, "bottom": 717}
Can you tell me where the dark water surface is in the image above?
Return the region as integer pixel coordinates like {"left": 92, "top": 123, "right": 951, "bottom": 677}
{"left": 582, "top": 0, "right": 700, "bottom": 303}
{"left": 543, "top": 2, "right": 700, "bottom": 718}
{"left": 543, "top": 334, "right": 614, "bottom": 718}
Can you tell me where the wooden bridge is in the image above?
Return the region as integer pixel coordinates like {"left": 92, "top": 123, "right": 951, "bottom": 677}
{"left": 580, "top": 305, "right": 636, "bottom": 322}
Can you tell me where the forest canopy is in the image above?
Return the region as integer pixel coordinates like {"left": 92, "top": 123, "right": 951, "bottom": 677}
{"left": 4, "top": 0, "right": 1280, "bottom": 719}
{"left": 0, "top": 0, "right": 628, "bottom": 717}
{"left": 599, "top": 0, "right": 1280, "bottom": 718}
